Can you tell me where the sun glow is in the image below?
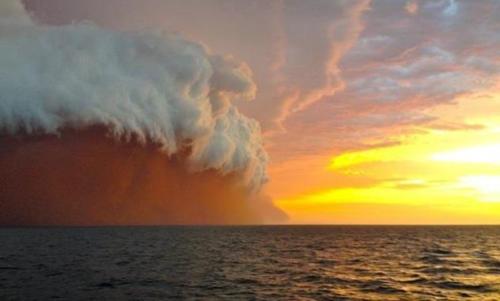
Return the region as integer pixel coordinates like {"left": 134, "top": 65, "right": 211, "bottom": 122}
{"left": 432, "top": 144, "right": 500, "bottom": 164}
{"left": 460, "top": 175, "right": 500, "bottom": 202}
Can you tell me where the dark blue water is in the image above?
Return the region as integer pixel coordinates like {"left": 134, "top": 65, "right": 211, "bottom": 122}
{"left": 0, "top": 226, "right": 499, "bottom": 300}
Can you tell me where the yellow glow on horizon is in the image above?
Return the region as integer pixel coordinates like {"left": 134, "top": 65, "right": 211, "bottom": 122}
{"left": 276, "top": 182, "right": 500, "bottom": 224}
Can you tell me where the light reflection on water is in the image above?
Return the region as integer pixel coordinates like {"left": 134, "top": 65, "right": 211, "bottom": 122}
{"left": 0, "top": 226, "right": 499, "bottom": 300}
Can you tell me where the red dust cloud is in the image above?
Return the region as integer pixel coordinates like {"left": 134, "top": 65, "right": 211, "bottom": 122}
{"left": 0, "top": 127, "right": 284, "bottom": 225}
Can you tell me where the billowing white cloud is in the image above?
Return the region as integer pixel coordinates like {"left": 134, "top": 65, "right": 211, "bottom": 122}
{"left": 0, "top": 0, "right": 267, "bottom": 189}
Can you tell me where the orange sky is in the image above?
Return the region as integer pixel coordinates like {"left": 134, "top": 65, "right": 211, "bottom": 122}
{"left": 21, "top": 0, "right": 500, "bottom": 224}
{"left": 269, "top": 89, "right": 500, "bottom": 224}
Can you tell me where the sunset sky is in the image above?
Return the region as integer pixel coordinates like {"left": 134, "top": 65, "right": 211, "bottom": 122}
{"left": 12, "top": 0, "right": 500, "bottom": 224}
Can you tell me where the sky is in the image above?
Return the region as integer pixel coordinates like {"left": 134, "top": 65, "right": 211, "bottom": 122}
{"left": 19, "top": 0, "right": 500, "bottom": 224}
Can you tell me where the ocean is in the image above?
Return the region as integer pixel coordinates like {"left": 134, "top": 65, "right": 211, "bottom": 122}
{"left": 0, "top": 226, "right": 498, "bottom": 300}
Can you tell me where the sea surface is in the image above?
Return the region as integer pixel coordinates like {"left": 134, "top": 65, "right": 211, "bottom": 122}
{"left": 0, "top": 226, "right": 499, "bottom": 300}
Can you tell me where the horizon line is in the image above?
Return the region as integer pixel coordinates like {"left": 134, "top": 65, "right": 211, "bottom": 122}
{"left": 1, "top": 223, "right": 499, "bottom": 228}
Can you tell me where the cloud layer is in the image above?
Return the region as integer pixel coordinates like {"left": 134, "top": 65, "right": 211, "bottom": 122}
{"left": 270, "top": 0, "right": 500, "bottom": 161}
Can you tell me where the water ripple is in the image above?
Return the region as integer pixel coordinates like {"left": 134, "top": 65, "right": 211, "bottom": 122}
{"left": 0, "top": 225, "right": 498, "bottom": 300}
